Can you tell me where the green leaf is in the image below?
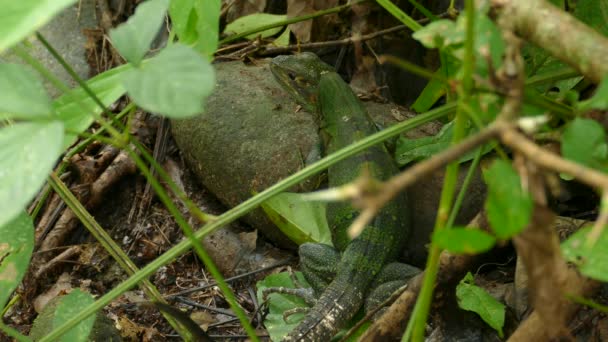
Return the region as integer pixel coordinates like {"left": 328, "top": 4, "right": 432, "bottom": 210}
{"left": 0, "top": 121, "right": 64, "bottom": 229}
{"left": 256, "top": 272, "right": 310, "bottom": 341}
{"left": 483, "top": 160, "right": 533, "bottom": 239}
{"left": 122, "top": 43, "right": 215, "bottom": 118}
{"left": 456, "top": 272, "right": 505, "bottom": 338}
{"left": 412, "top": 20, "right": 462, "bottom": 49}
{"left": 459, "top": 14, "right": 504, "bottom": 77}
{"left": 0, "top": 63, "right": 51, "bottom": 118}
{"left": 562, "top": 225, "right": 608, "bottom": 282}
{"left": 0, "top": 211, "right": 34, "bottom": 309}
{"left": 432, "top": 228, "right": 496, "bottom": 254}
{"left": 224, "top": 13, "right": 287, "bottom": 39}
{"left": 53, "top": 290, "right": 96, "bottom": 342}
{"left": 54, "top": 64, "right": 129, "bottom": 149}
{"left": 169, "top": 0, "right": 220, "bottom": 58}
{"left": 578, "top": 78, "right": 608, "bottom": 111}
{"left": 561, "top": 118, "right": 608, "bottom": 172}
{"left": 261, "top": 192, "right": 332, "bottom": 246}
{"left": 109, "top": 0, "right": 169, "bottom": 66}
{"left": 395, "top": 121, "right": 494, "bottom": 166}
{"left": 573, "top": 0, "right": 608, "bottom": 37}
{"left": 0, "top": 0, "right": 77, "bottom": 53}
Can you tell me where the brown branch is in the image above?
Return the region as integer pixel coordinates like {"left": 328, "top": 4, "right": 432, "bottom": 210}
{"left": 491, "top": 0, "right": 608, "bottom": 84}
{"left": 500, "top": 128, "right": 608, "bottom": 190}
{"left": 348, "top": 122, "right": 508, "bottom": 238}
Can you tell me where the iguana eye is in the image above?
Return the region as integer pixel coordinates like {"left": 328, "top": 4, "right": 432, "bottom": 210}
{"left": 288, "top": 72, "right": 297, "bottom": 80}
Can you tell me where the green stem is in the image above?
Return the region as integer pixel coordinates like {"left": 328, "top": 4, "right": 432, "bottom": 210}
{"left": 124, "top": 147, "right": 260, "bottom": 341}
{"left": 0, "top": 322, "right": 30, "bottom": 342}
{"left": 47, "top": 174, "right": 189, "bottom": 338}
{"left": 41, "top": 102, "right": 456, "bottom": 342}
{"left": 409, "top": 0, "right": 475, "bottom": 339}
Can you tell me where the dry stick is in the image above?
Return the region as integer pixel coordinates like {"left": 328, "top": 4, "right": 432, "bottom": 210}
{"left": 260, "top": 24, "right": 413, "bottom": 56}
{"left": 499, "top": 127, "right": 602, "bottom": 341}
{"left": 33, "top": 246, "right": 82, "bottom": 279}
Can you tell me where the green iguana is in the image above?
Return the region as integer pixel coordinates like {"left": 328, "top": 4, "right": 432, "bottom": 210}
{"left": 270, "top": 52, "right": 415, "bottom": 341}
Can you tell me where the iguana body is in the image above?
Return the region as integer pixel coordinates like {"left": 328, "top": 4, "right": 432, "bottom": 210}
{"left": 271, "top": 53, "right": 411, "bottom": 341}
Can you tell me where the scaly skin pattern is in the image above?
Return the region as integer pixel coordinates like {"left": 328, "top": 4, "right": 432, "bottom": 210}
{"left": 271, "top": 53, "right": 410, "bottom": 341}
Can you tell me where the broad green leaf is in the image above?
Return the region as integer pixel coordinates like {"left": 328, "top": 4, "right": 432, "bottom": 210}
{"left": 395, "top": 121, "right": 494, "bottom": 166}
{"left": 0, "top": 211, "right": 34, "bottom": 309}
{"left": 562, "top": 225, "right": 608, "bottom": 282}
{"left": 412, "top": 20, "right": 461, "bottom": 49}
{"left": 578, "top": 78, "right": 608, "bottom": 111}
{"left": 0, "top": 121, "right": 64, "bottom": 229}
{"left": 109, "top": 0, "right": 169, "bottom": 66}
{"left": 561, "top": 118, "right": 608, "bottom": 172}
{"left": 432, "top": 228, "right": 496, "bottom": 254}
{"left": 261, "top": 192, "right": 332, "bottom": 246}
{"left": 224, "top": 13, "right": 287, "bottom": 39}
{"left": 456, "top": 272, "right": 505, "bottom": 337}
{"left": 169, "top": 0, "right": 220, "bottom": 58}
{"left": 256, "top": 272, "right": 310, "bottom": 341}
{"left": 455, "top": 14, "right": 504, "bottom": 77}
{"left": 0, "top": 63, "right": 51, "bottom": 118}
{"left": 54, "top": 64, "right": 129, "bottom": 149}
{"left": 275, "top": 28, "right": 291, "bottom": 47}
{"left": 483, "top": 160, "right": 533, "bottom": 239}
{"left": 122, "top": 44, "right": 214, "bottom": 118}
{"left": 53, "top": 290, "right": 96, "bottom": 342}
{"left": 0, "top": 0, "right": 77, "bottom": 53}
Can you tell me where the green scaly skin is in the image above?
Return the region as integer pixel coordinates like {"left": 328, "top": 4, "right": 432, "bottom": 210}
{"left": 271, "top": 53, "right": 410, "bottom": 341}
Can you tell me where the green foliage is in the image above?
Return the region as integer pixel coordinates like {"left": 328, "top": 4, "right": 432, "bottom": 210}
{"left": 562, "top": 225, "right": 608, "bottom": 282}
{"left": 0, "top": 63, "right": 51, "bottom": 118}
{"left": 169, "top": 0, "right": 220, "bottom": 57}
{"left": 256, "top": 272, "right": 310, "bottom": 341}
{"left": 395, "top": 121, "right": 494, "bottom": 166}
{"left": 54, "top": 65, "right": 129, "bottom": 148}
{"left": 0, "top": 122, "right": 64, "bottom": 229}
{"left": 578, "top": 78, "right": 608, "bottom": 111}
{"left": 573, "top": 0, "right": 608, "bottom": 37}
{"left": 413, "top": 20, "right": 462, "bottom": 49}
{"left": 561, "top": 118, "right": 608, "bottom": 172}
{"left": 53, "top": 290, "right": 96, "bottom": 342}
{"left": 483, "top": 160, "right": 533, "bottom": 240}
{"left": 0, "top": 0, "right": 77, "bottom": 52}
{"left": 0, "top": 212, "right": 34, "bottom": 309}
{"left": 224, "top": 13, "right": 287, "bottom": 39}
{"left": 121, "top": 44, "right": 215, "bottom": 118}
{"left": 432, "top": 227, "right": 496, "bottom": 254}
{"left": 456, "top": 272, "right": 505, "bottom": 338}
{"left": 109, "top": 0, "right": 170, "bottom": 66}
{"left": 261, "top": 192, "right": 332, "bottom": 246}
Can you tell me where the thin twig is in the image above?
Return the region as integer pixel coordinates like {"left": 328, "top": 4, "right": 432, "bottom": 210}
{"left": 499, "top": 129, "right": 608, "bottom": 190}
{"left": 348, "top": 122, "right": 508, "bottom": 238}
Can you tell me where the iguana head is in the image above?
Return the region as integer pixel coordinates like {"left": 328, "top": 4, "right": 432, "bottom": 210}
{"left": 270, "top": 52, "right": 334, "bottom": 113}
